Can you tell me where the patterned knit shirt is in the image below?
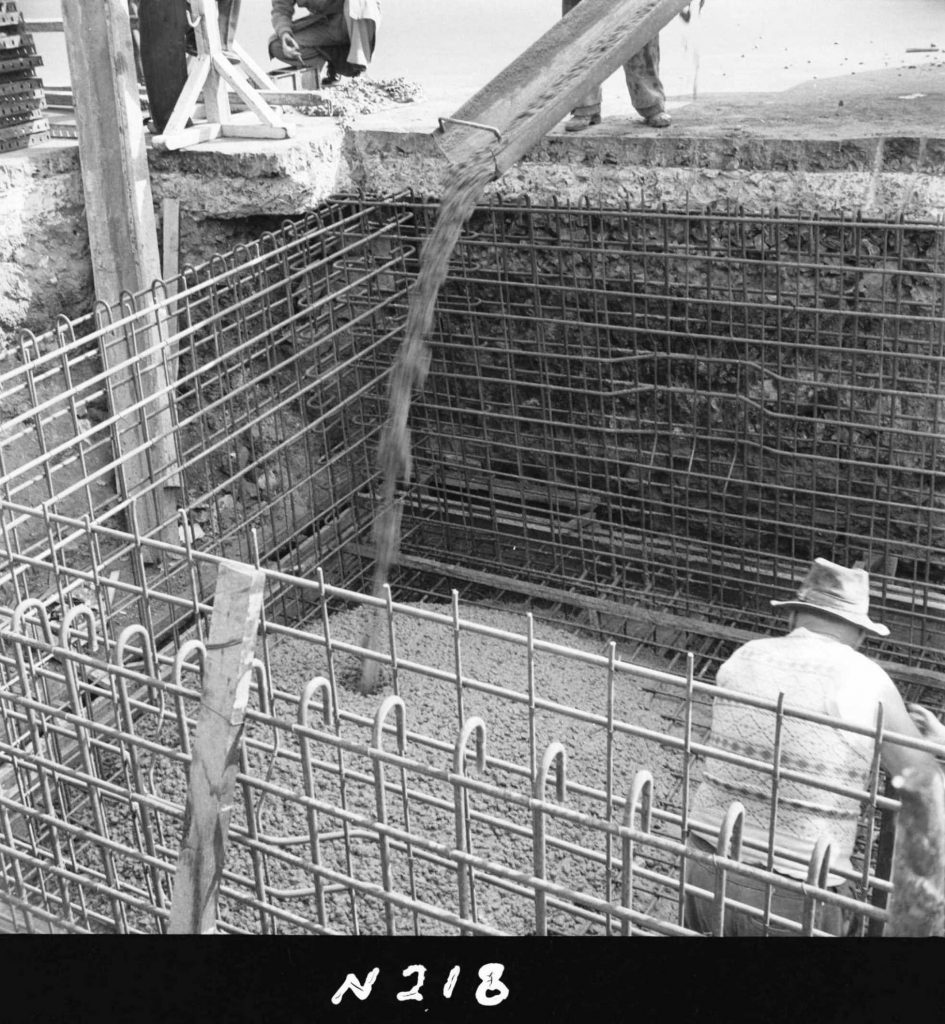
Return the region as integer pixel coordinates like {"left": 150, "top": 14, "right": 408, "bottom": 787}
{"left": 689, "top": 628, "right": 886, "bottom": 885}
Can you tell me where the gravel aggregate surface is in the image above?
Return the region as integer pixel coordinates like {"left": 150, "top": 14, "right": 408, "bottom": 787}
{"left": 79, "top": 601, "right": 711, "bottom": 934}
{"left": 222, "top": 602, "right": 707, "bottom": 934}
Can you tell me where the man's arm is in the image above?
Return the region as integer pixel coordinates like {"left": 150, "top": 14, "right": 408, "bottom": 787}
{"left": 876, "top": 677, "right": 941, "bottom": 779}
{"left": 271, "top": 0, "right": 297, "bottom": 37}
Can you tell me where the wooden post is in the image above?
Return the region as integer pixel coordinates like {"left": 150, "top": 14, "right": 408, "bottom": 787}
{"left": 61, "top": 0, "right": 179, "bottom": 547}
{"left": 168, "top": 560, "right": 265, "bottom": 934}
{"left": 161, "top": 197, "right": 182, "bottom": 381}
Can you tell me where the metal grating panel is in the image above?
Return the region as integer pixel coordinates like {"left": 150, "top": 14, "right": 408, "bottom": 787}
{"left": 2, "top": 193, "right": 945, "bottom": 934}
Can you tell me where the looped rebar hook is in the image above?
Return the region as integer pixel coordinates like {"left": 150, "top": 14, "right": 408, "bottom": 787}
{"left": 624, "top": 769, "right": 654, "bottom": 834}
{"left": 802, "top": 837, "right": 834, "bottom": 935}
{"left": 712, "top": 801, "right": 745, "bottom": 936}
{"left": 11, "top": 598, "right": 55, "bottom": 646}
{"left": 58, "top": 603, "right": 99, "bottom": 655}
{"left": 116, "top": 622, "right": 163, "bottom": 728}
{"left": 453, "top": 716, "right": 487, "bottom": 778}
{"left": 453, "top": 716, "right": 487, "bottom": 930}
{"left": 534, "top": 741, "right": 567, "bottom": 803}
{"left": 437, "top": 116, "right": 503, "bottom": 143}
{"left": 371, "top": 694, "right": 407, "bottom": 755}
{"left": 299, "top": 676, "right": 333, "bottom": 729}
{"left": 620, "top": 769, "right": 656, "bottom": 933}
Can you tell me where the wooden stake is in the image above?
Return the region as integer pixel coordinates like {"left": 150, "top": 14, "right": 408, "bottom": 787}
{"left": 161, "top": 197, "right": 181, "bottom": 382}
{"left": 168, "top": 560, "right": 265, "bottom": 935}
{"left": 61, "top": 0, "right": 179, "bottom": 549}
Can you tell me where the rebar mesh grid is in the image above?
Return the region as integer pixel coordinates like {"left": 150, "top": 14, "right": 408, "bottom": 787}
{"left": 2, "top": 194, "right": 945, "bottom": 934}
{"left": 0, "top": 195, "right": 407, "bottom": 646}
{"left": 0, "top": 559, "right": 927, "bottom": 936}
{"left": 387, "top": 197, "right": 945, "bottom": 677}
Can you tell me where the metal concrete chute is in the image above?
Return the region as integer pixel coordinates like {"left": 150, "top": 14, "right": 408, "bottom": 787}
{"left": 434, "top": 0, "right": 694, "bottom": 177}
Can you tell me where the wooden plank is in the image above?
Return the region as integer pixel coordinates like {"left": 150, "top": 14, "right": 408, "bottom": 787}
{"left": 219, "top": 122, "right": 292, "bottom": 139}
{"left": 155, "top": 121, "right": 222, "bottom": 151}
{"left": 160, "top": 54, "right": 211, "bottom": 139}
{"left": 160, "top": 197, "right": 180, "bottom": 281}
{"left": 256, "top": 89, "right": 331, "bottom": 109}
{"left": 61, "top": 0, "right": 180, "bottom": 549}
{"left": 228, "top": 40, "right": 277, "bottom": 91}
{"left": 212, "top": 46, "right": 282, "bottom": 128}
{"left": 192, "top": 0, "right": 230, "bottom": 126}
{"left": 168, "top": 560, "right": 265, "bottom": 934}
{"left": 161, "top": 197, "right": 181, "bottom": 381}
{"left": 21, "top": 18, "right": 63, "bottom": 32}
{"left": 23, "top": 17, "right": 140, "bottom": 32}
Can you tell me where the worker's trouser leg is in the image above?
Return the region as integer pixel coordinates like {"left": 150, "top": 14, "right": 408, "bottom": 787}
{"left": 682, "top": 835, "right": 854, "bottom": 937}
{"left": 344, "top": 14, "right": 376, "bottom": 68}
{"left": 624, "top": 36, "right": 665, "bottom": 119}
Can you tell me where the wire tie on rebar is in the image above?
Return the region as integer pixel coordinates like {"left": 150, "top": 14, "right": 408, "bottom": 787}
{"left": 204, "top": 637, "right": 245, "bottom": 651}
{"left": 199, "top": 700, "right": 234, "bottom": 724}
{"left": 437, "top": 117, "right": 503, "bottom": 143}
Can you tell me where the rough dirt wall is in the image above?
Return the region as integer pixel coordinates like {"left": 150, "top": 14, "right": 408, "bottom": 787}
{"left": 2, "top": 70, "right": 944, "bottom": 338}
{"left": 0, "top": 148, "right": 91, "bottom": 336}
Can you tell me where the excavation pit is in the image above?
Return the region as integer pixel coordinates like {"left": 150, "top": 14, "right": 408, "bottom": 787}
{"left": 1, "top": 193, "right": 944, "bottom": 934}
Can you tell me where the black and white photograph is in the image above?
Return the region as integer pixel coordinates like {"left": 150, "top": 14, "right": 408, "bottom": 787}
{"left": 0, "top": 0, "right": 944, "bottom": 1017}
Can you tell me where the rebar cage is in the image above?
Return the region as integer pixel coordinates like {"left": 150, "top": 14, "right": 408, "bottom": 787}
{"left": 0, "top": 193, "right": 944, "bottom": 934}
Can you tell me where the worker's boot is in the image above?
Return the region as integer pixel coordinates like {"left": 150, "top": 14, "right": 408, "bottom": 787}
{"left": 645, "top": 111, "right": 671, "bottom": 128}
{"left": 564, "top": 111, "right": 601, "bottom": 132}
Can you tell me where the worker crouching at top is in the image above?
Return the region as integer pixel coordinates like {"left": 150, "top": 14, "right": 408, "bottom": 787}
{"left": 269, "top": 0, "right": 381, "bottom": 84}
{"left": 684, "top": 558, "right": 940, "bottom": 936}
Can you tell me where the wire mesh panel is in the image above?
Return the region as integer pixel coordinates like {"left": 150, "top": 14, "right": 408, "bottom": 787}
{"left": 391, "top": 198, "right": 945, "bottom": 675}
{"left": 0, "top": 197, "right": 409, "bottom": 647}
{"left": 2, "top": 193, "right": 945, "bottom": 934}
{"left": 0, "top": 571, "right": 920, "bottom": 935}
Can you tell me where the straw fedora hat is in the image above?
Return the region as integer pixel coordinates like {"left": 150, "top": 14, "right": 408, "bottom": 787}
{"left": 770, "top": 557, "right": 889, "bottom": 637}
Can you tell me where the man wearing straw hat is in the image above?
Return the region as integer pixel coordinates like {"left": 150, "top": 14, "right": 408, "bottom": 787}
{"left": 684, "top": 557, "right": 940, "bottom": 936}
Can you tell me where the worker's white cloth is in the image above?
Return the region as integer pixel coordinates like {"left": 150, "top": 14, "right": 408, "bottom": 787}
{"left": 689, "top": 627, "right": 884, "bottom": 887}
{"left": 344, "top": 0, "right": 380, "bottom": 67}
{"left": 345, "top": 0, "right": 381, "bottom": 21}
